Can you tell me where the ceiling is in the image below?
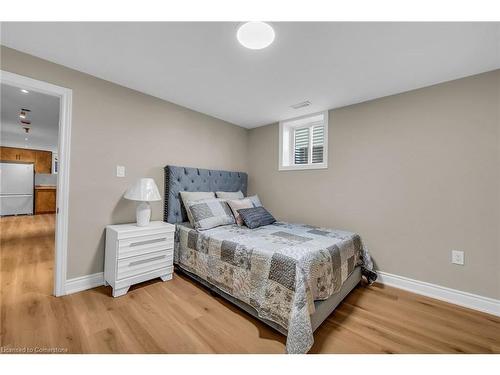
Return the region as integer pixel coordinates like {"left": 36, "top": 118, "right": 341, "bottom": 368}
{"left": 1, "top": 22, "right": 499, "bottom": 128}
{"left": 1, "top": 83, "right": 60, "bottom": 152}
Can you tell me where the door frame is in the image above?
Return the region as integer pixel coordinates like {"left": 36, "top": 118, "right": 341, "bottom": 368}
{"left": 1, "top": 70, "right": 72, "bottom": 297}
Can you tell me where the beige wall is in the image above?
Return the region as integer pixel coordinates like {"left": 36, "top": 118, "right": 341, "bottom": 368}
{"left": 1, "top": 46, "right": 248, "bottom": 278}
{"left": 2, "top": 45, "right": 498, "bottom": 299}
{"left": 248, "top": 70, "right": 500, "bottom": 299}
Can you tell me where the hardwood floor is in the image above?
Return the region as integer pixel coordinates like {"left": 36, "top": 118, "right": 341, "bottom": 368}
{"left": 1, "top": 214, "right": 499, "bottom": 353}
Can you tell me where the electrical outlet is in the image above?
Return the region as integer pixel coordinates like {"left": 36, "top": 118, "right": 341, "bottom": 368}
{"left": 451, "top": 250, "right": 464, "bottom": 265}
{"left": 116, "top": 165, "right": 126, "bottom": 177}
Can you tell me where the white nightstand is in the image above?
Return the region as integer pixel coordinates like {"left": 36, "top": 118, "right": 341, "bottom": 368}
{"left": 104, "top": 221, "right": 175, "bottom": 297}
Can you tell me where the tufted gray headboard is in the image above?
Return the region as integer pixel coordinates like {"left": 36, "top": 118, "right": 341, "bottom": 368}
{"left": 164, "top": 165, "right": 248, "bottom": 224}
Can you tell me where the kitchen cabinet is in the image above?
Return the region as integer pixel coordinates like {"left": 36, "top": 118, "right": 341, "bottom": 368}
{"left": 0, "top": 146, "right": 52, "bottom": 173}
{"left": 35, "top": 150, "right": 52, "bottom": 173}
{"left": 0, "top": 147, "right": 20, "bottom": 161}
{"left": 34, "top": 187, "right": 57, "bottom": 214}
{"left": 0, "top": 146, "right": 36, "bottom": 162}
{"left": 19, "top": 149, "right": 36, "bottom": 163}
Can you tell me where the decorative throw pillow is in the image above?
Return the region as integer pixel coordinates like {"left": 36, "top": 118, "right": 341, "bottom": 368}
{"left": 180, "top": 191, "right": 215, "bottom": 224}
{"left": 226, "top": 198, "right": 254, "bottom": 226}
{"left": 247, "top": 194, "right": 262, "bottom": 207}
{"left": 215, "top": 191, "right": 244, "bottom": 199}
{"left": 237, "top": 206, "right": 276, "bottom": 229}
{"left": 186, "top": 198, "right": 235, "bottom": 230}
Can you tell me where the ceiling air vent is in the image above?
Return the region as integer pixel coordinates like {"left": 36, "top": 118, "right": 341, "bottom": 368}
{"left": 290, "top": 101, "right": 311, "bottom": 109}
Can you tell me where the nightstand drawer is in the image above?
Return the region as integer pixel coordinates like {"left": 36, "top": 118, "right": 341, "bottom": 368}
{"left": 118, "top": 233, "right": 174, "bottom": 259}
{"left": 117, "top": 250, "right": 173, "bottom": 280}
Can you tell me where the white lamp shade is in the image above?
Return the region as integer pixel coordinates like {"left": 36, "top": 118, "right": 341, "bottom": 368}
{"left": 124, "top": 178, "right": 161, "bottom": 202}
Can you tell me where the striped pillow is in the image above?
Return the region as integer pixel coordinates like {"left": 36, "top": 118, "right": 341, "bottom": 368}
{"left": 237, "top": 206, "right": 276, "bottom": 229}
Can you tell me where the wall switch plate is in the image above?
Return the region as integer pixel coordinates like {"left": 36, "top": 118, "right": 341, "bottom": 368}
{"left": 116, "top": 165, "right": 126, "bottom": 177}
{"left": 451, "top": 250, "right": 464, "bottom": 265}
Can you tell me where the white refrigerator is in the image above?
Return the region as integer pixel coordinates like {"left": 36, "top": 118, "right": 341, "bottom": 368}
{"left": 0, "top": 162, "right": 34, "bottom": 216}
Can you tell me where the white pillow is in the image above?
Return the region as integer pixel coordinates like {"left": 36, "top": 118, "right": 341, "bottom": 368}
{"left": 215, "top": 191, "right": 244, "bottom": 199}
{"left": 180, "top": 191, "right": 215, "bottom": 224}
{"left": 248, "top": 194, "right": 262, "bottom": 207}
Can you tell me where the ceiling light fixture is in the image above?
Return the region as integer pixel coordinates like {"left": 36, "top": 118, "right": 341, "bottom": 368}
{"left": 237, "top": 22, "right": 275, "bottom": 50}
{"left": 20, "top": 89, "right": 29, "bottom": 94}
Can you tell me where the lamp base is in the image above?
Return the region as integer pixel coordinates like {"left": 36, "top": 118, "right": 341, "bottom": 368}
{"left": 136, "top": 201, "right": 151, "bottom": 227}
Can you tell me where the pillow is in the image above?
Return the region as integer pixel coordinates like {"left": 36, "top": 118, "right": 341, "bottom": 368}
{"left": 185, "top": 198, "right": 235, "bottom": 230}
{"left": 226, "top": 198, "right": 254, "bottom": 226}
{"left": 247, "top": 194, "right": 262, "bottom": 207}
{"left": 237, "top": 206, "right": 276, "bottom": 229}
{"left": 180, "top": 191, "right": 215, "bottom": 224}
{"left": 215, "top": 191, "right": 244, "bottom": 199}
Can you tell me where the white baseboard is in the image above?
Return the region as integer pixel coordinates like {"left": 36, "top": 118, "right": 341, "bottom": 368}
{"left": 377, "top": 271, "right": 500, "bottom": 317}
{"left": 62, "top": 269, "right": 500, "bottom": 317}
{"left": 65, "top": 272, "right": 105, "bottom": 295}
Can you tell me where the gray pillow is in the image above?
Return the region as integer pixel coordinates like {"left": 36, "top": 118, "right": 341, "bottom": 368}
{"left": 215, "top": 191, "right": 244, "bottom": 199}
{"left": 247, "top": 194, "right": 262, "bottom": 207}
{"left": 186, "top": 198, "right": 235, "bottom": 230}
{"left": 237, "top": 206, "right": 276, "bottom": 229}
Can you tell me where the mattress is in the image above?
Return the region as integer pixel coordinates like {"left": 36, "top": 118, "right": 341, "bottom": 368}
{"left": 174, "top": 221, "right": 373, "bottom": 353}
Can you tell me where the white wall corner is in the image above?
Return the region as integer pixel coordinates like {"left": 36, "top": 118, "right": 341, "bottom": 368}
{"left": 377, "top": 271, "right": 500, "bottom": 317}
{"left": 65, "top": 272, "right": 105, "bottom": 295}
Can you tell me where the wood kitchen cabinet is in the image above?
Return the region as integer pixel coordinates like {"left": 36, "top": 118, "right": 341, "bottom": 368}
{"left": 19, "top": 148, "right": 36, "bottom": 163}
{"left": 0, "top": 146, "right": 20, "bottom": 161}
{"left": 35, "top": 187, "right": 57, "bottom": 214}
{"left": 0, "top": 146, "right": 52, "bottom": 173}
{"left": 0, "top": 146, "right": 35, "bottom": 162}
{"left": 34, "top": 150, "right": 52, "bottom": 173}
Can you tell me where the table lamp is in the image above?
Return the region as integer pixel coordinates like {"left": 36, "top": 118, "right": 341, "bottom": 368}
{"left": 124, "top": 178, "right": 161, "bottom": 226}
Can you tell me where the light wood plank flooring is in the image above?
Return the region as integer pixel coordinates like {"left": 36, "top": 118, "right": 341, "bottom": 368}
{"left": 1, "top": 214, "right": 499, "bottom": 353}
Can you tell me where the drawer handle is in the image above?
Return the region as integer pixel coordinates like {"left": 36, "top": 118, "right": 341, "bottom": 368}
{"left": 129, "top": 255, "right": 166, "bottom": 267}
{"left": 129, "top": 237, "right": 167, "bottom": 247}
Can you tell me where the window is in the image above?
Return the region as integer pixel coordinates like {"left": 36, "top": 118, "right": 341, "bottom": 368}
{"left": 279, "top": 111, "right": 328, "bottom": 170}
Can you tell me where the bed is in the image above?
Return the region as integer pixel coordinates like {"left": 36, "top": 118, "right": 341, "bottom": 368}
{"left": 164, "top": 165, "right": 375, "bottom": 353}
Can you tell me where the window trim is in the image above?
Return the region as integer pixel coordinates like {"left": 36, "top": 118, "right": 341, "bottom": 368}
{"left": 278, "top": 110, "right": 329, "bottom": 171}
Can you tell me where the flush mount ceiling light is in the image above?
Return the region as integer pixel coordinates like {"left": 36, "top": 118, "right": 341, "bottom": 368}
{"left": 237, "top": 22, "right": 275, "bottom": 50}
{"left": 20, "top": 89, "right": 29, "bottom": 94}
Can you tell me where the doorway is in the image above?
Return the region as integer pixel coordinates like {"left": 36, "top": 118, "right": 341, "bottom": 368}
{"left": 0, "top": 71, "right": 72, "bottom": 296}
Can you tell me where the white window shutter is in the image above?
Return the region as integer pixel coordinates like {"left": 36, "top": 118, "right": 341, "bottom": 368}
{"left": 312, "top": 125, "right": 324, "bottom": 163}
{"left": 294, "top": 127, "right": 309, "bottom": 164}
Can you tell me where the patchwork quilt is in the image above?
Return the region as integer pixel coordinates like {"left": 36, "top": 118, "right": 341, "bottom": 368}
{"left": 175, "top": 221, "right": 375, "bottom": 353}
